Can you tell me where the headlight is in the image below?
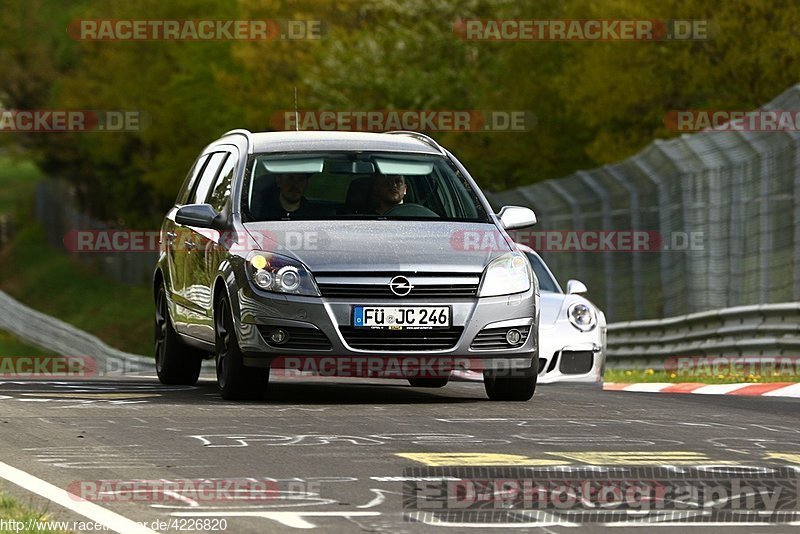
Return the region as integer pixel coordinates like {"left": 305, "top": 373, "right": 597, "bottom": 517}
{"left": 478, "top": 252, "right": 532, "bottom": 297}
{"left": 246, "top": 252, "right": 319, "bottom": 297}
{"left": 568, "top": 302, "right": 596, "bottom": 331}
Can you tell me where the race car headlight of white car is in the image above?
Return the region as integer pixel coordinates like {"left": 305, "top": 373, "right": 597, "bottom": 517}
{"left": 568, "top": 302, "right": 596, "bottom": 331}
{"left": 246, "top": 252, "right": 320, "bottom": 296}
{"left": 478, "top": 252, "right": 532, "bottom": 297}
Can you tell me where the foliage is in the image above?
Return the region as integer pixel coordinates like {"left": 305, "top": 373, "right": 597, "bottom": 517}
{"left": 0, "top": 0, "right": 797, "bottom": 224}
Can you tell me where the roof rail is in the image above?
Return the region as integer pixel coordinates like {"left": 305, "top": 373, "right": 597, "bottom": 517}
{"left": 385, "top": 130, "right": 446, "bottom": 155}
{"left": 221, "top": 129, "right": 253, "bottom": 151}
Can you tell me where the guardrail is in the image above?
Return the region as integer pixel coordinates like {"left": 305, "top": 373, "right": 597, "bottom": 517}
{"left": 0, "top": 289, "right": 155, "bottom": 375}
{"left": 606, "top": 302, "right": 800, "bottom": 369}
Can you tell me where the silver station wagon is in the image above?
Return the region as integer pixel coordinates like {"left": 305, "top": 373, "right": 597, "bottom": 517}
{"left": 154, "top": 130, "right": 539, "bottom": 401}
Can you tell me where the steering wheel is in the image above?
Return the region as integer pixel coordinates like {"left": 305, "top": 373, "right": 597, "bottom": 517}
{"left": 383, "top": 203, "right": 440, "bottom": 217}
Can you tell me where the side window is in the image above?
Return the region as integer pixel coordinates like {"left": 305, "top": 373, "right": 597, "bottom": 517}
{"left": 189, "top": 152, "right": 227, "bottom": 205}
{"left": 176, "top": 154, "right": 209, "bottom": 205}
{"left": 206, "top": 150, "right": 237, "bottom": 212}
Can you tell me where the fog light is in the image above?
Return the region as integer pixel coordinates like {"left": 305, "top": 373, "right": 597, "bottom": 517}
{"left": 505, "top": 329, "right": 522, "bottom": 346}
{"left": 269, "top": 328, "right": 288, "bottom": 345}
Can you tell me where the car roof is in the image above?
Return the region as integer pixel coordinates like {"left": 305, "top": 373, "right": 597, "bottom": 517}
{"left": 222, "top": 131, "right": 444, "bottom": 155}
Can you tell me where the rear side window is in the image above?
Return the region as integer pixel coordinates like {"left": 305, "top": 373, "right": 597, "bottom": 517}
{"left": 206, "top": 150, "right": 237, "bottom": 212}
{"left": 189, "top": 152, "right": 227, "bottom": 205}
{"left": 176, "top": 154, "right": 209, "bottom": 205}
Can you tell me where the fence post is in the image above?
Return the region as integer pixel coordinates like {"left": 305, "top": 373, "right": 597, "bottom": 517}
{"left": 577, "top": 171, "right": 614, "bottom": 320}
{"left": 632, "top": 155, "right": 673, "bottom": 317}
{"left": 605, "top": 166, "right": 643, "bottom": 319}
{"left": 545, "top": 180, "right": 586, "bottom": 284}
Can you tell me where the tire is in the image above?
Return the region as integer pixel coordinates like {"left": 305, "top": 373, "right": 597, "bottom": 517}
{"left": 408, "top": 377, "right": 449, "bottom": 388}
{"left": 154, "top": 286, "right": 203, "bottom": 385}
{"left": 483, "top": 359, "right": 538, "bottom": 401}
{"left": 214, "top": 294, "right": 269, "bottom": 400}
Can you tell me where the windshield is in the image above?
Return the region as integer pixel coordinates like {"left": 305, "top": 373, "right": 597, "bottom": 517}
{"left": 524, "top": 252, "right": 561, "bottom": 293}
{"left": 242, "top": 152, "right": 490, "bottom": 222}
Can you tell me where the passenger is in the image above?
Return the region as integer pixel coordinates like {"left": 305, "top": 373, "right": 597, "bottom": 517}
{"left": 262, "top": 173, "right": 332, "bottom": 219}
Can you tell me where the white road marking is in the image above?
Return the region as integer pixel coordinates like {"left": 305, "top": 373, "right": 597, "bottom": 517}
{"left": 0, "top": 461, "right": 158, "bottom": 534}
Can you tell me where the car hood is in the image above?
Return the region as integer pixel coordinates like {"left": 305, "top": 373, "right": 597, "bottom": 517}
{"left": 243, "top": 220, "right": 512, "bottom": 273}
{"left": 539, "top": 291, "right": 569, "bottom": 327}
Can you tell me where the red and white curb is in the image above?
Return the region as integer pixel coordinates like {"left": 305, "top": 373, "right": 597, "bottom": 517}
{"left": 604, "top": 382, "right": 800, "bottom": 398}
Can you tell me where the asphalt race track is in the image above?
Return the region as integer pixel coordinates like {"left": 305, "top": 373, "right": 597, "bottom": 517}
{"left": 0, "top": 374, "right": 797, "bottom": 533}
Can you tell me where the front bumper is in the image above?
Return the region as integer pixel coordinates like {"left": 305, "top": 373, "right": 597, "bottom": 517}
{"left": 537, "top": 322, "right": 606, "bottom": 384}
{"left": 232, "top": 283, "right": 538, "bottom": 374}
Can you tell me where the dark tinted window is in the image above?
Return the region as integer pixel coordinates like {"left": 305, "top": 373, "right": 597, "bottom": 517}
{"left": 243, "top": 152, "right": 490, "bottom": 222}
{"left": 206, "top": 150, "right": 237, "bottom": 212}
{"left": 189, "top": 152, "right": 227, "bottom": 205}
{"left": 177, "top": 154, "right": 209, "bottom": 205}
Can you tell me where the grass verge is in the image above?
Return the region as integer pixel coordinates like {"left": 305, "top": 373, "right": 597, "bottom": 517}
{"left": 0, "top": 224, "right": 153, "bottom": 356}
{"left": 0, "top": 489, "right": 72, "bottom": 533}
{"left": 605, "top": 368, "right": 800, "bottom": 384}
{"left": 0, "top": 331, "right": 49, "bottom": 357}
{"left": 0, "top": 158, "right": 152, "bottom": 357}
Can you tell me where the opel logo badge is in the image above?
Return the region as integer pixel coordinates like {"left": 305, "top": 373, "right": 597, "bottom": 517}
{"left": 389, "top": 275, "right": 413, "bottom": 296}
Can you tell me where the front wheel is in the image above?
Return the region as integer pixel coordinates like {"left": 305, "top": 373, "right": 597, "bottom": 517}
{"left": 154, "top": 286, "right": 203, "bottom": 385}
{"left": 483, "top": 359, "right": 538, "bottom": 401}
{"left": 214, "top": 294, "right": 269, "bottom": 400}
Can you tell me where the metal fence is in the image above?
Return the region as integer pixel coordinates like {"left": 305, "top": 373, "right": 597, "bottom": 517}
{"left": 605, "top": 302, "right": 800, "bottom": 369}
{"left": 35, "top": 180, "right": 157, "bottom": 285}
{"left": 486, "top": 84, "right": 800, "bottom": 323}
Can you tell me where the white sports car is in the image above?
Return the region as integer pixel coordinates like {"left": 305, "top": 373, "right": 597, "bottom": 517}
{"left": 517, "top": 243, "right": 607, "bottom": 384}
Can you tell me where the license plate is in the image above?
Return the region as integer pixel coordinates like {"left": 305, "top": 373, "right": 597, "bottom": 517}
{"left": 353, "top": 306, "right": 451, "bottom": 328}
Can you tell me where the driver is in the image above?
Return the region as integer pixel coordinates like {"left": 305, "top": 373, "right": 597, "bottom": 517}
{"left": 373, "top": 174, "right": 406, "bottom": 215}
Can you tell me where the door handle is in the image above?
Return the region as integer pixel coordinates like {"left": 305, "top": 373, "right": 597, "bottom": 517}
{"left": 165, "top": 231, "right": 177, "bottom": 243}
{"left": 185, "top": 241, "right": 196, "bottom": 251}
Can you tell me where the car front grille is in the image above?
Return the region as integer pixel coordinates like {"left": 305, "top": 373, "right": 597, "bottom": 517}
{"left": 318, "top": 284, "right": 478, "bottom": 299}
{"left": 315, "top": 273, "right": 480, "bottom": 299}
{"left": 257, "top": 325, "right": 332, "bottom": 351}
{"left": 338, "top": 326, "right": 464, "bottom": 351}
{"left": 559, "top": 350, "right": 594, "bottom": 374}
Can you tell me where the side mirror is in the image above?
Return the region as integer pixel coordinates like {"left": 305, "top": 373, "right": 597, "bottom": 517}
{"left": 175, "top": 204, "right": 220, "bottom": 229}
{"left": 566, "top": 279, "right": 588, "bottom": 294}
{"left": 497, "top": 206, "right": 537, "bottom": 230}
